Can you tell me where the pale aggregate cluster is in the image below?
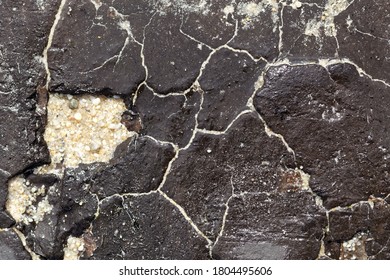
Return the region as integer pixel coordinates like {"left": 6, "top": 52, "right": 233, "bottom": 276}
{"left": 340, "top": 232, "right": 368, "bottom": 260}
{"left": 304, "top": 0, "right": 350, "bottom": 38}
{"left": 158, "top": 0, "right": 210, "bottom": 15}
{"left": 40, "top": 93, "right": 134, "bottom": 174}
{"left": 6, "top": 176, "right": 53, "bottom": 224}
{"left": 235, "top": 0, "right": 279, "bottom": 29}
{"left": 6, "top": 93, "right": 134, "bottom": 259}
{"left": 63, "top": 236, "right": 85, "bottom": 260}
{"left": 295, "top": 168, "right": 310, "bottom": 191}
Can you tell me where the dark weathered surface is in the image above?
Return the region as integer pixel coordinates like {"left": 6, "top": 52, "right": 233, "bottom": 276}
{"left": 228, "top": 1, "right": 280, "bottom": 61}
{"left": 336, "top": 0, "right": 390, "bottom": 84}
{"left": 1, "top": 0, "right": 390, "bottom": 260}
{"left": 0, "top": 174, "right": 14, "bottom": 228}
{"left": 213, "top": 192, "right": 326, "bottom": 259}
{"left": 144, "top": 12, "right": 211, "bottom": 94}
{"left": 0, "top": 1, "right": 59, "bottom": 227}
{"left": 84, "top": 194, "right": 209, "bottom": 260}
{"left": 22, "top": 171, "right": 98, "bottom": 259}
{"left": 198, "top": 48, "right": 265, "bottom": 131}
{"left": 134, "top": 87, "right": 201, "bottom": 147}
{"left": 326, "top": 197, "right": 390, "bottom": 260}
{"left": 254, "top": 63, "right": 390, "bottom": 209}
{"left": 48, "top": 0, "right": 146, "bottom": 95}
{"left": 20, "top": 136, "right": 174, "bottom": 259}
{"left": 0, "top": 229, "right": 31, "bottom": 260}
{"left": 281, "top": 4, "right": 338, "bottom": 60}
{"left": 181, "top": 0, "right": 235, "bottom": 48}
{"left": 163, "top": 113, "right": 306, "bottom": 242}
{"left": 90, "top": 137, "right": 176, "bottom": 198}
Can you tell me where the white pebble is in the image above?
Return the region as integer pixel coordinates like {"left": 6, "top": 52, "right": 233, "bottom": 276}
{"left": 74, "top": 112, "right": 82, "bottom": 121}
{"left": 92, "top": 97, "right": 101, "bottom": 105}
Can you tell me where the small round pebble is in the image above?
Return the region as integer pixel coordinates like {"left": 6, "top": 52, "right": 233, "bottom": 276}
{"left": 74, "top": 112, "right": 82, "bottom": 121}
{"left": 68, "top": 98, "right": 79, "bottom": 109}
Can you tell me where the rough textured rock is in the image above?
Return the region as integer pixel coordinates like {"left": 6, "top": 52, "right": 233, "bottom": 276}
{"left": 198, "top": 48, "right": 266, "bottom": 131}
{"left": 335, "top": 0, "right": 390, "bottom": 84}
{"left": 84, "top": 194, "right": 209, "bottom": 260}
{"left": 2, "top": 0, "right": 390, "bottom": 261}
{"left": 48, "top": 0, "right": 146, "bottom": 95}
{"left": 326, "top": 196, "right": 390, "bottom": 260}
{"left": 90, "top": 137, "right": 176, "bottom": 198}
{"left": 228, "top": 1, "right": 281, "bottom": 61}
{"left": 23, "top": 170, "right": 98, "bottom": 259}
{"left": 255, "top": 63, "right": 390, "bottom": 209}
{"left": 163, "top": 113, "right": 303, "bottom": 242}
{"left": 14, "top": 135, "right": 174, "bottom": 259}
{"left": 0, "top": 229, "right": 31, "bottom": 260}
{"left": 181, "top": 0, "right": 235, "bottom": 48}
{"left": 212, "top": 192, "right": 326, "bottom": 259}
{"left": 0, "top": 174, "right": 14, "bottom": 228}
{"left": 134, "top": 87, "right": 201, "bottom": 147}
{"left": 144, "top": 12, "right": 211, "bottom": 94}
{"left": 281, "top": 4, "right": 338, "bottom": 60}
{"left": 0, "top": 1, "right": 58, "bottom": 227}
